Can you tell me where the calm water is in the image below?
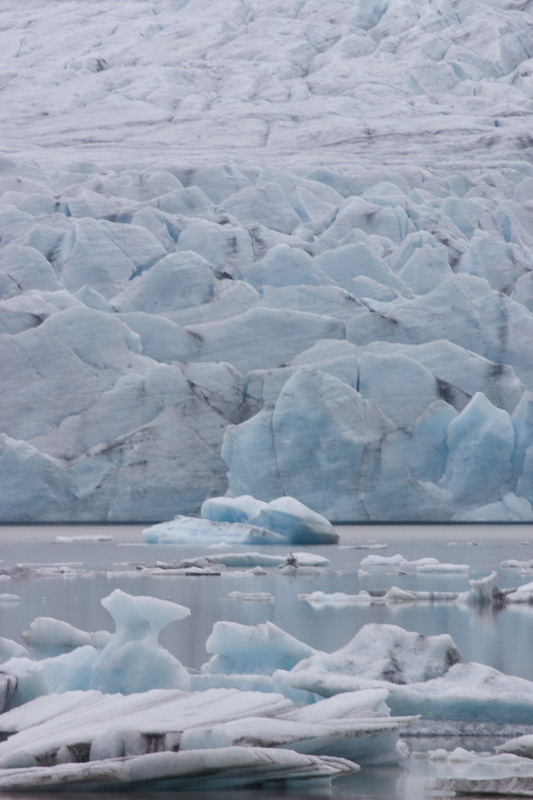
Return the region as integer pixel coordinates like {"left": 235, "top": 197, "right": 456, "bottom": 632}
{"left": 1, "top": 522, "right": 533, "bottom": 799}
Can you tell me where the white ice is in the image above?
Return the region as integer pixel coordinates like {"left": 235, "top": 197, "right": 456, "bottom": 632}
{"left": 426, "top": 746, "right": 533, "bottom": 796}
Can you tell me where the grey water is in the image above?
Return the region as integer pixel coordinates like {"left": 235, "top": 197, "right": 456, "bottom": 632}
{"left": 1, "top": 523, "right": 533, "bottom": 799}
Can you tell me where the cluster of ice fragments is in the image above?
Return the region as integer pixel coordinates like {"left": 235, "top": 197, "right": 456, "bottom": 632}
{"left": 2, "top": 587, "right": 533, "bottom": 791}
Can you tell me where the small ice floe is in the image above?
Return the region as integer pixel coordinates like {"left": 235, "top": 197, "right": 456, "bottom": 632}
{"left": 360, "top": 554, "right": 470, "bottom": 573}
{"left": 0, "top": 564, "right": 92, "bottom": 580}
{"left": 426, "top": 746, "right": 533, "bottom": 796}
{"left": 302, "top": 572, "right": 531, "bottom": 610}
{"left": 108, "top": 565, "right": 222, "bottom": 578}
{"left": 501, "top": 558, "right": 533, "bottom": 573}
{"left": 301, "top": 587, "right": 460, "bottom": 607}
{"left": 227, "top": 591, "right": 275, "bottom": 602}
{"left": 447, "top": 541, "right": 478, "bottom": 546}
{"left": 209, "top": 552, "right": 287, "bottom": 568}
{"left": 0, "top": 593, "right": 20, "bottom": 603}
{"left": 55, "top": 534, "right": 114, "bottom": 543}
{"left": 338, "top": 543, "right": 388, "bottom": 550}
{"left": 505, "top": 581, "right": 533, "bottom": 603}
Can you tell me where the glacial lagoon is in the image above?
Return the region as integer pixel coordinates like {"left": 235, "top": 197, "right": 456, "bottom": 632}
{"left": 1, "top": 523, "right": 533, "bottom": 798}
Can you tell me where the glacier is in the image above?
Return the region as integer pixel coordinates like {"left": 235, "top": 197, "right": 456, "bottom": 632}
{"left": 1, "top": 0, "right": 533, "bottom": 523}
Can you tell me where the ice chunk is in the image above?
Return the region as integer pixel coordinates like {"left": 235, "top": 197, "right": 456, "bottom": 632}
{"left": 203, "top": 495, "right": 337, "bottom": 545}
{"left": 427, "top": 749, "right": 533, "bottom": 796}
{"left": 21, "top": 618, "right": 95, "bottom": 658}
{"left": 498, "top": 733, "right": 533, "bottom": 759}
{"left": 287, "top": 623, "right": 462, "bottom": 688}
{"left": 90, "top": 590, "right": 191, "bottom": 694}
{"left": 251, "top": 497, "right": 339, "bottom": 544}
{"left": 201, "top": 621, "right": 318, "bottom": 675}
{"left": 201, "top": 495, "right": 268, "bottom": 525}
{"left": 0, "top": 638, "right": 28, "bottom": 662}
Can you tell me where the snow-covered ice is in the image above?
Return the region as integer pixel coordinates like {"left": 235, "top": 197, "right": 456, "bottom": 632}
{"left": 1, "top": 0, "right": 533, "bottom": 524}
{"left": 426, "top": 747, "right": 533, "bottom": 796}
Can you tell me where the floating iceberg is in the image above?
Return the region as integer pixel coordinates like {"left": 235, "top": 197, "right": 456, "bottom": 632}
{"left": 144, "top": 496, "right": 339, "bottom": 546}
{"left": 2, "top": 590, "right": 192, "bottom": 707}
{"left": 301, "top": 571, "right": 511, "bottom": 607}
{"left": 426, "top": 747, "right": 533, "bottom": 797}
{"left": 0, "top": 747, "right": 358, "bottom": 792}
{"left": 202, "top": 495, "right": 339, "bottom": 544}
{"left": 282, "top": 623, "right": 533, "bottom": 725}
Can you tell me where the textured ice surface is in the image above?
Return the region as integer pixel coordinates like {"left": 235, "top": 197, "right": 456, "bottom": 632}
{"left": 282, "top": 623, "right": 533, "bottom": 724}
{"left": 1, "top": 0, "right": 533, "bottom": 523}
{"left": 143, "top": 516, "right": 291, "bottom": 546}
{"left": 0, "top": 747, "right": 359, "bottom": 792}
{"left": 202, "top": 495, "right": 339, "bottom": 544}
{"left": 427, "top": 747, "right": 533, "bottom": 796}
{"left": 201, "top": 621, "right": 318, "bottom": 676}
{"left": 2, "top": 590, "right": 192, "bottom": 706}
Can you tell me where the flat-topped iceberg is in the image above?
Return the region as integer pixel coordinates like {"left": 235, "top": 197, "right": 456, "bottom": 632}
{"left": 426, "top": 747, "right": 533, "bottom": 797}
{"left": 0, "top": 747, "right": 358, "bottom": 792}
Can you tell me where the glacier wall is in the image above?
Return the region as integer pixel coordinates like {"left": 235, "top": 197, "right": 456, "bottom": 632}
{"left": 1, "top": 0, "right": 533, "bottom": 522}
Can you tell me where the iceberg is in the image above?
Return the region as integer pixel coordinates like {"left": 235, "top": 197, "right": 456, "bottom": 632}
{"left": 2, "top": 590, "right": 192, "bottom": 706}
{"left": 144, "top": 495, "right": 339, "bottom": 546}
{"left": 281, "top": 622, "right": 533, "bottom": 725}
{"left": 426, "top": 747, "right": 533, "bottom": 797}
{"left": 0, "top": 747, "right": 358, "bottom": 792}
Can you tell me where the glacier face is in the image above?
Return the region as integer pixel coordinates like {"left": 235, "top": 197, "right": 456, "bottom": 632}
{"left": 1, "top": 0, "right": 533, "bottom": 522}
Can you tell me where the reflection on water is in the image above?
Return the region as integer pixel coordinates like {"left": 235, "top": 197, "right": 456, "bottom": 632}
{"left": 1, "top": 523, "right": 533, "bottom": 799}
